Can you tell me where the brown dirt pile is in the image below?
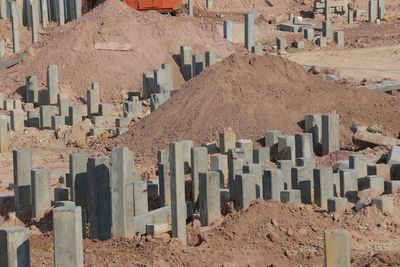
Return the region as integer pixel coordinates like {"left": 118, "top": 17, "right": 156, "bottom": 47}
{"left": 103, "top": 53, "right": 400, "bottom": 167}
{"left": 0, "top": 0, "right": 236, "bottom": 102}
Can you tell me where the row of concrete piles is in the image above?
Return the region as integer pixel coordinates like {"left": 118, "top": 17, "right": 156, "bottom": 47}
{"left": 0, "top": 0, "right": 82, "bottom": 56}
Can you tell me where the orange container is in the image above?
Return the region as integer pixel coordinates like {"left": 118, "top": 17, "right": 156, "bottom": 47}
{"left": 122, "top": 0, "right": 182, "bottom": 14}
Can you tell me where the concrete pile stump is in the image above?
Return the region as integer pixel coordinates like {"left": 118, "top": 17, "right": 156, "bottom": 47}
{"left": 157, "top": 149, "right": 169, "bottom": 164}
{"left": 26, "top": 76, "right": 38, "bottom": 104}
{"left": 154, "top": 68, "right": 168, "bottom": 93}
{"left": 278, "top": 135, "right": 295, "bottom": 163}
{"left": 210, "top": 154, "right": 228, "bottom": 180}
{"left": 234, "top": 173, "right": 256, "bottom": 210}
{"left": 243, "top": 163, "right": 263, "bottom": 198}
{"left": 53, "top": 206, "right": 84, "bottom": 267}
{"left": 263, "top": 169, "right": 284, "bottom": 201}
{"left": 4, "top": 100, "right": 14, "bottom": 111}
{"left": 339, "top": 169, "right": 358, "bottom": 202}
{"left": 0, "top": 227, "right": 30, "bottom": 266}
{"left": 57, "top": 0, "right": 65, "bottom": 25}
{"left": 334, "top": 31, "right": 344, "bottom": 47}
{"left": 236, "top": 139, "right": 253, "bottom": 164}
{"left": 13, "top": 149, "right": 32, "bottom": 211}
{"left": 158, "top": 162, "right": 171, "bottom": 206}
{"left": 304, "top": 28, "right": 314, "bottom": 40}
{"left": 369, "top": 0, "right": 377, "bottom": 23}
{"left": 0, "top": 115, "right": 8, "bottom": 153}
{"left": 253, "top": 147, "right": 270, "bottom": 165}
{"left": 29, "top": 0, "right": 38, "bottom": 43}
{"left": 192, "top": 54, "right": 204, "bottom": 77}
{"left": 111, "top": 147, "right": 135, "bottom": 238}
{"left": 322, "top": 20, "right": 332, "bottom": 38}
{"left": 348, "top": 9, "right": 353, "bottom": 24}
{"left": 180, "top": 46, "right": 192, "bottom": 81}
{"left": 0, "top": 93, "right": 4, "bottom": 109}
{"left": 358, "top": 175, "right": 384, "bottom": 194}
{"left": 314, "top": 167, "right": 334, "bottom": 209}
{"left": 317, "top": 37, "right": 327, "bottom": 48}
{"left": 291, "top": 166, "right": 312, "bottom": 204}
{"left": 223, "top": 20, "right": 233, "bottom": 41}
{"left": 99, "top": 103, "right": 112, "bottom": 117}
{"left": 219, "top": 128, "right": 236, "bottom": 153}
{"left": 277, "top": 160, "right": 293, "bottom": 190}
{"left": 169, "top": 142, "right": 187, "bottom": 244}
{"left": 40, "top": 105, "right": 53, "bottom": 129}
{"left": 371, "top": 197, "right": 393, "bottom": 214}
{"left": 13, "top": 99, "right": 21, "bottom": 110}
{"left": 205, "top": 51, "right": 217, "bottom": 66}
{"left": 295, "top": 133, "right": 313, "bottom": 158}
{"left": 69, "top": 153, "right": 88, "bottom": 212}
{"left": 47, "top": 65, "right": 58, "bottom": 105}
{"left": 349, "top": 154, "right": 367, "bottom": 179}
{"left": 58, "top": 96, "right": 70, "bottom": 117}
{"left": 87, "top": 156, "right": 111, "bottom": 240}
{"left": 87, "top": 88, "right": 100, "bottom": 117}
{"left": 11, "top": 1, "right": 19, "bottom": 53}
{"left": 54, "top": 188, "right": 70, "bottom": 201}
{"left": 265, "top": 130, "right": 281, "bottom": 161}
{"left": 69, "top": 106, "right": 82, "bottom": 126}
{"left": 324, "top": 229, "right": 350, "bottom": 267}
{"left": 10, "top": 109, "right": 24, "bottom": 133}
{"left": 51, "top": 115, "right": 65, "bottom": 129}
{"left": 228, "top": 148, "right": 246, "bottom": 199}
{"left": 385, "top": 180, "right": 400, "bottom": 194}
{"left": 191, "top": 146, "right": 208, "bottom": 208}
{"left": 123, "top": 101, "right": 142, "bottom": 118}
{"left": 133, "top": 179, "right": 148, "bottom": 216}
{"left": 161, "top": 63, "right": 174, "bottom": 90}
{"left": 143, "top": 72, "right": 155, "bottom": 99}
{"left": 31, "top": 169, "right": 51, "bottom": 219}
{"left": 280, "top": 190, "right": 301, "bottom": 206}
{"left": 327, "top": 197, "right": 348, "bottom": 213}
{"left": 244, "top": 13, "right": 255, "bottom": 51}
{"left": 322, "top": 114, "right": 339, "bottom": 155}
{"left": 276, "top": 37, "right": 287, "bottom": 50}
{"left": 199, "top": 171, "right": 221, "bottom": 226}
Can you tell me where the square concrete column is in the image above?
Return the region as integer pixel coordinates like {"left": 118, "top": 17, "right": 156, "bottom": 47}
{"left": 296, "top": 157, "right": 316, "bottom": 170}
{"left": 0, "top": 227, "right": 30, "bottom": 266}
{"left": 13, "top": 99, "right": 21, "bottom": 110}
{"left": 371, "top": 197, "right": 393, "bottom": 214}
{"left": 219, "top": 128, "right": 236, "bottom": 153}
{"left": 265, "top": 130, "right": 281, "bottom": 161}
{"left": 41, "top": 0, "right": 49, "bottom": 27}
{"left": 75, "top": 0, "right": 82, "bottom": 18}
{"left": 0, "top": 93, "right": 4, "bottom": 109}
{"left": 111, "top": 147, "right": 134, "bottom": 238}
{"left": 51, "top": 115, "right": 65, "bottom": 129}
{"left": 154, "top": 69, "right": 168, "bottom": 93}
{"left": 236, "top": 139, "right": 253, "bottom": 164}
{"left": 304, "top": 28, "right": 314, "bottom": 40}
{"left": 322, "top": 20, "right": 332, "bottom": 38}
{"left": 180, "top": 46, "right": 192, "bottom": 81}
{"left": 47, "top": 65, "right": 58, "bottom": 105}
{"left": 181, "top": 140, "right": 193, "bottom": 171}
{"left": 31, "top": 169, "right": 51, "bottom": 219}
{"left": 57, "top": 0, "right": 64, "bottom": 25}
{"left": 191, "top": 146, "right": 208, "bottom": 207}
{"left": 199, "top": 171, "right": 221, "bottom": 226}
{"left": 228, "top": 148, "right": 246, "bottom": 199}
{"left": 161, "top": 63, "right": 174, "bottom": 90}
{"left": 244, "top": 13, "right": 255, "bottom": 51}
{"left": 278, "top": 135, "right": 295, "bottom": 163}
{"left": 324, "top": 229, "right": 350, "bottom": 267}
{"left": 291, "top": 166, "right": 312, "bottom": 204}
{"left": 322, "top": 114, "right": 339, "bottom": 155}
{"left": 263, "top": 169, "right": 283, "bottom": 201}
{"left": 0, "top": 116, "right": 8, "bottom": 153}
{"left": 158, "top": 162, "right": 171, "bottom": 206}
{"left": 53, "top": 206, "right": 83, "bottom": 267}
{"left": 13, "top": 149, "right": 32, "bottom": 210}
{"left": 295, "top": 133, "right": 313, "bottom": 158}
{"left": 349, "top": 154, "right": 367, "bottom": 179}
{"left": 210, "top": 154, "right": 228, "bottom": 181}
{"left": 327, "top": 197, "right": 348, "bottom": 213}
{"left": 205, "top": 50, "right": 217, "bottom": 67}
{"left": 25, "top": 110, "right": 37, "bottom": 127}
{"left": 142, "top": 72, "right": 155, "bottom": 99}
{"left": 123, "top": 101, "right": 142, "bottom": 118}
{"left": 223, "top": 20, "right": 233, "bottom": 41}
{"left": 69, "top": 106, "right": 82, "bottom": 126}
{"left": 4, "top": 100, "right": 13, "bottom": 111}
{"left": 157, "top": 150, "right": 169, "bottom": 164}
{"left": 280, "top": 190, "right": 301, "bottom": 206}
{"left": 358, "top": 175, "right": 384, "bottom": 194}
{"left": 169, "top": 142, "right": 186, "bottom": 244}
{"left": 87, "top": 89, "right": 100, "bottom": 117}
{"left": 54, "top": 188, "right": 70, "bottom": 201}
{"left": 324, "top": 0, "right": 330, "bottom": 21}
{"left": 11, "top": 1, "right": 19, "bottom": 53}
{"left": 277, "top": 160, "right": 293, "bottom": 190}
{"left": 58, "top": 96, "right": 70, "bottom": 117}
{"left": 192, "top": 54, "right": 204, "bottom": 77}
{"left": 334, "top": 31, "right": 344, "bottom": 47}
{"left": 348, "top": 9, "right": 353, "bottom": 24}
{"left": 369, "top": 0, "right": 377, "bottom": 23}
{"left": 314, "top": 167, "right": 333, "bottom": 209}
{"left": 87, "top": 156, "right": 111, "bottom": 240}
{"left": 26, "top": 76, "right": 38, "bottom": 103}
{"left": 40, "top": 105, "right": 53, "bottom": 129}
{"left": 243, "top": 163, "right": 263, "bottom": 198}
{"left": 276, "top": 37, "right": 287, "bottom": 51}
{"left": 133, "top": 179, "right": 148, "bottom": 216}
{"left": 10, "top": 109, "right": 24, "bottom": 133}
{"left": 29, "top": 0, "right": 38, "bottom": 43}
{"left": 378, "top": 0, "right": 385, "bottom": 19}
{"left": 305, "top": 114, "right": 322, "bottom": 149}
{"left": 69, "top": 153, "right": 87, "bottom": 212}
{"left": 234, "top": 173, "right": 256, "bottom": 210}
{"left": 253, "top": 148, "right": 270, "bottom": 164}
{"left": 188, "top": 0, "right": 193, "bottom": 16}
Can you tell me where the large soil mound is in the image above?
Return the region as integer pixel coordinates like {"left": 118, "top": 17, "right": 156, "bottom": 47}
{"left": 104, "top": 53, "right": 400, "bottom": 166}
{"left": 0, "top": 0, "right": 236, "bottom": 102}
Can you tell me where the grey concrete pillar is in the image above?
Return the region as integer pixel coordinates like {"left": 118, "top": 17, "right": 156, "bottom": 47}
{"left": 334, "top": 31, "right": 344, "bottom": 47}
{"left": 295, "top": 133, "right": 313, "bottom": 158}
{"left": 0, "top": 0, "right": 9, "bottom": 20}
{"left": 13, "top": 149, "right": 32, "bottom": 210}
{"left": 57, "top": 0, "right": 64, "bottom": 25}
{"left": 133, "top": 179, "right": 148, "bottom": 216}
{"left": 253, "top": 148, "right": 270, "bottom": 164}
{"left": 87, "top": 156, "right": 111, "bottom": 240}
{"left": 244, "top": 13, "right": 255, "bottom": 51}
{"left": 69, "top": 153, "right": 87, "bottom": 212}
{"left": 234, "top": 173, "right": 256, "bottom": 210}
{"left": 123, "top": 101, "right": 142, "bottom": 118}
{"left": 205, "top": 50, "right": 217, "bottom": 67}
{"left": 11, "top": 1, "right": 19, "bottom": 53}
{"left": 324, "top": 229, "right": 350, "bottom": 267}
{"left": 192, "top": 54, "right": 204, "bottom": 77}
{"left": 158, "top": 162, "right": 171, "bottom": 206}
{"left": 161, "top": 63, "right": 174, "bottom": 90}
{"left": 47, "top": 65, "right": 58, "bottom": 105}
{"left": 277, "top": 159, "right": 293, "bottom": 190}
{"left": 51, "top": 115, "right": 64, "bottom": 129}
{"left": 236, "top": 139, "right": 253, "bottom": 163}
{"left": 169, "top": 142, "right": 186, "bottom": 244}
{"left": 69, "top": 106, "right": 82, "bottom": 126}
{"left": 322, "top": 114, "right": 339, "bottom": 155}
{"left": 305, "top": 114, "right": 322, "bottom": 149}
{"left": 199, "top": 171, "right": 220, "bottom": 226}
{"left": 157, "top": 150, "right": 169, "bottom": 164}
{"left": 154, "top": 68, "right": 169, "bottom": 93}
{"left": 206, "top": 0, "right": 212, "bottom": 8}
{"left": 369, "top": 0, "right": 377, "bottom": 23}
{"left": 314, "top": 167, "right": 333, "bottom": 209}
{"left": 0, "top": 116, "right": 8, "bottom": 153}
{"left": 29, "top": 0, "right": 38, "bottom": 43}
{"left": 180, "top": 46, "right": 192, "bottom": 81}
{"left": 0, "top": 93, "right": 4, "bottom": 109}
{"left": 53, "top": 206, "right": 83, "bottom": 267}
{"left": 280, "top": 190, "right": 301, "bottom": 206}
{"left": 191, "top": 146, "right": 208, "bottom": 207}
{"left": 188, "top": 0, "right": 193, "bottom": 16}
{"left": 348, "top": 9, "right": 353, "bottom": 24}
{"left": 304, "top": 28, "right": 314, "bottom": 40}
{"left": 349, "top": 154, "right": 367, "bottom": 179}
{"left": 243, "top": 163, "right": 263, "bottom": 198}
{"left": 0, "top": 227, "right": 30, "bottom": 267}
{"left": 111, "top": 147, "right": 134, "bottom": 237}
{"left": 142, "top": 72, "right": 155, "bottom": 99}
{"left": 26, "top": 76, "right": 38, "bottom": 104}
{"left": 219, "top": 129, "right": 236, "bottom": 153}
{"left": 324, "top": 0, "right": 330, "bottom": 21}
{"left": 278, "top": 135, "right": 295, "bottom": 163}
{"left": 54, "top": 187, "right": 70, "bottom": 201}
{"left": 41, "top": 0, "right": 49, "bottom": 27}
{"left": 276, "top": 37, "right": 287, "bottom": 50}
{"left": 265, "top": 130, "right": 281, "bottom": 161}
{"left": 223, "top": 20, "right": 233, "bottom": 42}
{"left": 58, "top": 96, "right": 70, "bottom": 117}
{"left": 181, "top": 140, "right": 193, "bottom": 171}
{"left": 40, "top": 105, "right": 53, "bottom": 129}
{"left": 378, "top": 0, "right": 385, "bottom": 19}
{"left": 291, "top": 166, "right": 312, "bottom": 204}
{"left": 263, "top": 169, "right": 283, "bottom": 201}
{"left": 339, "top": 169, "right": 357, "bottom": 202}
{"left": 8, "top": 110, "right": 22, "bottom": 132}
{"left": 75, "top": 0, "right": 81, "bottom": 18}
{"left": 31, "top": 169, "right": 51, "bottom": 219}
{"left": 228, "top": 148, "right": 246, "bottom": 199}
{"left": 322, "top": 20, "right": 332, "bottom": 38}
{"left": 87, "top": 89, "right": 100, "bottom": 117}
{"left": 210, "top": 154, "right": 228, "bottom": 181}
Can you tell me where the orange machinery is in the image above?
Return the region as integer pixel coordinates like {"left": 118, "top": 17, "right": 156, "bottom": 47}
{"left": 83, "top": 0, "right": 182, "bottom": 15}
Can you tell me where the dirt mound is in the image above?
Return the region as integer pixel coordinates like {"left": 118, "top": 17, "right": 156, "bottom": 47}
{"left": 102, "top": 53, "right": 400, "bottom": 167}
{"left": 0, "top": 0, "right": 236, "bottom": 102}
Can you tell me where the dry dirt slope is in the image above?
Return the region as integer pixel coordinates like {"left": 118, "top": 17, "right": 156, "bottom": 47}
{"left": 102, "top": 53, "right": 400, "bottom": 167}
